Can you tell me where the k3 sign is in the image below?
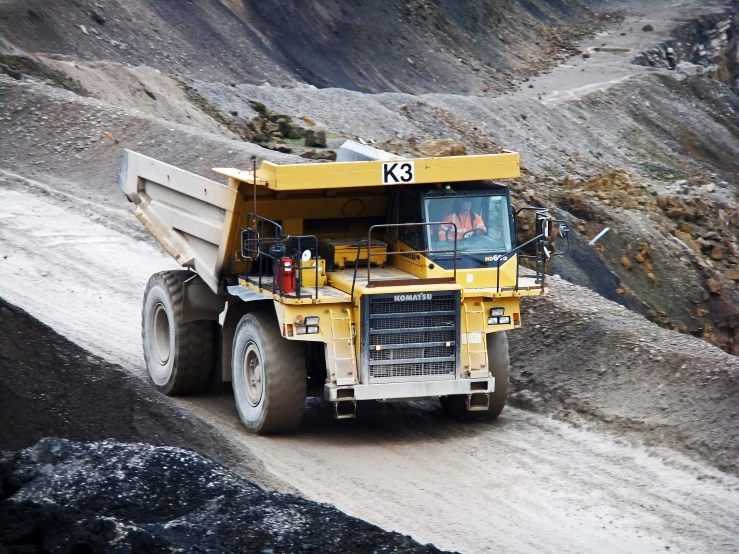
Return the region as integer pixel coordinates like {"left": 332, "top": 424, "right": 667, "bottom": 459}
{"left": 381, "top": 161, "right": 415, "bottom": 184}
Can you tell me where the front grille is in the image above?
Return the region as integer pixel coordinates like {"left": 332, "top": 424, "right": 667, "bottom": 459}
{"left": 363, "top": 291, "right": 459, "bottom": 382}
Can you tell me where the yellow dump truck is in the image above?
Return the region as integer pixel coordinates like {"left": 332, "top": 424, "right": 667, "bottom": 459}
{"left": 119, "top": 141, "right": 568, "bottom": 434}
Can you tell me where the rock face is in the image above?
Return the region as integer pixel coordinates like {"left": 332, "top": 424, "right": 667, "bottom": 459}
{"left": 0, "top": 439, "right": 450, "bottom": 554}
{"left": 633, "top": 9, "right": 739, "bottom": 91}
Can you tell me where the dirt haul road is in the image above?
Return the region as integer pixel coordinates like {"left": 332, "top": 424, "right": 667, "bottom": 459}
{"left": 1, "top": 3, "right": 739, "bottom": 554}
{"left": 2, "top": 164, "right": 739, "bottom": 553}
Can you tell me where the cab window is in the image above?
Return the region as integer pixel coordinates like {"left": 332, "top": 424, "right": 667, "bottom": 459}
{"left": 397, "top": 192, "right": 423, "bottom": 250}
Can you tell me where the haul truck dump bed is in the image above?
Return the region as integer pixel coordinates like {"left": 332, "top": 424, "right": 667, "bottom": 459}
{"left": 119, "top": 142, "right": 568, "bottom": 433}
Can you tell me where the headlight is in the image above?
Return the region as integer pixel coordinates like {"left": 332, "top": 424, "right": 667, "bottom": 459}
{"left": 305, "top": 316, "right": 320, "bottom": 325}
{"left": 488, "top": 316, "right": 510, "bottom": 325}
{"left": 490, "top": 308, "right": 505, "bottom": 316}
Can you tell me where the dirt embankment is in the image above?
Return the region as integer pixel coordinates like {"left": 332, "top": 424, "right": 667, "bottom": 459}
{"left": 508, "top": 276, "right": 739, "bottom": 476}
{"left": 0, "top": 0, "right": 601, "bottom": 94}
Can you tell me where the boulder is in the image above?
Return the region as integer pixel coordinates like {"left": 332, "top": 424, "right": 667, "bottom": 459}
{"left": 673, "top": 230, "right": 701, "bottom": 255}
{"left": 416, "top": 139, "right": 467, "bottom": 157}
{"left": 643, "top": 24, "right": 654, "bottom": 32}
{"left": 711, "top": 245, "right": 726, "bottom": 261}
{"left": 90, "top": 9, "right": 106, "bottom": 25}
{"left": 706, "top": 278, "right": 723, "bottom": 295}
{"left": 305, "top": 129, "right": 327, "bottom": 147}
{"left": 287, "top": 126, "right": 306, "bottom": 139}
{"left": 1, "top": 65, "right": 22, "bottom": 80}
{"left": 265, "top": 142, "right": 293, "bottom": 154}
{"left": 300, "top": 149, "right": 337, "bottom": 161}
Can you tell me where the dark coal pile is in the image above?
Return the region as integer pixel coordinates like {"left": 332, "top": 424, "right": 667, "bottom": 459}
{"left": 0, "top": 438, "right": 450, "bottom": 554}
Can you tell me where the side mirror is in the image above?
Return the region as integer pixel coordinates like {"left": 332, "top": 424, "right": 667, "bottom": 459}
{"left": 559, "top": 222, "right": 570, "bottom": 239}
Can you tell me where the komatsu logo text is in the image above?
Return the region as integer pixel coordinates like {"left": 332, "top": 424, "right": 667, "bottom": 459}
{"left": 393, "top": 293, "right": 432, "bottom": 302}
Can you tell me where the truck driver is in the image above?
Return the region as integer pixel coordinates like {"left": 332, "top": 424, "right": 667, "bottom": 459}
{"left": 438, "top": 198, "right": 487, "bottom": 241}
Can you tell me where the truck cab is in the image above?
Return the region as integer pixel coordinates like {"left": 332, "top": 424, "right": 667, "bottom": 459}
{"left": 119, "top": 142, "right": 567, "bottom": 434}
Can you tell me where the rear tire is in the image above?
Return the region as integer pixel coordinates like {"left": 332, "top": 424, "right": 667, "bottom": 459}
{"left": 142, "top": 270, "right": 213, "bottom": 395}
{"left": 232, "top": 311, "right": 307, "bottom": 434}
{"left": 441, "top": 331, "right": 510, "bottom": 420}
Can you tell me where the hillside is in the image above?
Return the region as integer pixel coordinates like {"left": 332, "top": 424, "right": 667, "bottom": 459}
{"left": 0, "top": 0, "right": 600, "bottom": 93}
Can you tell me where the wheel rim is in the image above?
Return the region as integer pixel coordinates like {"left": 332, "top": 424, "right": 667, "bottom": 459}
{"left": 243, "top": 342, "right": 264, "bottom": 407}
{"left": 153, "top": 303, "right": 171, "bottom": 366}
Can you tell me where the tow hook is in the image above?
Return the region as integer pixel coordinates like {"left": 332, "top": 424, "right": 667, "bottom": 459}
{"left": 334, "top": 401, "right": 357, "bottom": 419}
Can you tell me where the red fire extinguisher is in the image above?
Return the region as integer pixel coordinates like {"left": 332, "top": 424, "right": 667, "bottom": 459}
{"left": 277, "top": 256, "right": 296, "bottom": 294}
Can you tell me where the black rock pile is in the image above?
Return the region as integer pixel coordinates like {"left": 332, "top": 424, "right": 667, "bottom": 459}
{"left": 0, "top": 438, "right": 450, "bottom": 554}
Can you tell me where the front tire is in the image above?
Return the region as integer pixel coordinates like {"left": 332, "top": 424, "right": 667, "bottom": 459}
{"left": 232, "top": 311, "right": 307, "bottom": 434}
{"left": 441, "top": 331, "right": 510, "bottom": 420}
{"left": 142, "top": 271, "right": 213, "bottom": 395}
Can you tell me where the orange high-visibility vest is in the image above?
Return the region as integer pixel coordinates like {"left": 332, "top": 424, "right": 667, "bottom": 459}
{"left": 439, "top": 212, "right": 486, "bottom": 241}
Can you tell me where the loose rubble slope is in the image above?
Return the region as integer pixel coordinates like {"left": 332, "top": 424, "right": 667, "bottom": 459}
{"left": 509, "top": 276, "right": 739, "bottom": 475}
{"left": 0, "top": 0, "right": 600, "bottom": 93}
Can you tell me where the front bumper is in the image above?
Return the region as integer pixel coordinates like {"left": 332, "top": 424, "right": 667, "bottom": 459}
{"left": 324, "top": 377, "right": 495, "bottom": 402}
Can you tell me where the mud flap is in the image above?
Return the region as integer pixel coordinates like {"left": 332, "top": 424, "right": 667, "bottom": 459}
{"left": 181, "top": 275, "right": 225, "bottom": 323}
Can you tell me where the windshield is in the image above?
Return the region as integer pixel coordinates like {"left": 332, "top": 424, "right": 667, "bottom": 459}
{"left": 424, "top": 195, "right": 513, "bottom": 255}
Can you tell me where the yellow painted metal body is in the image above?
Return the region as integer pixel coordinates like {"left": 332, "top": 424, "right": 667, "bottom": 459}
{"left": 300, "top": 258, "right": 327, "bottom": 287}
{"left": 321, "top": 238, "right": 388, "bottom": 268}
{"left": 221, "top": 151, "right": 545, "bottom": 387}
{"left": 214, "top": 151, "right": 520, "bottom": 191}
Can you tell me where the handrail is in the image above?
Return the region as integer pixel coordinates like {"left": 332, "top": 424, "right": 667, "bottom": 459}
{"left": 366, "top": 222, "right": 458, "bottom": 288}
{"left": 506, "top": 207, "right": 569, "bottom": 293}
{"left": 494, "top": 232, "right": 548, "bottom": 292}
{"left": 241, "top": 213, "right": 320, "bottom": 299}
{"left": 350, "top": 239, "right": 369, "bottom": 304}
